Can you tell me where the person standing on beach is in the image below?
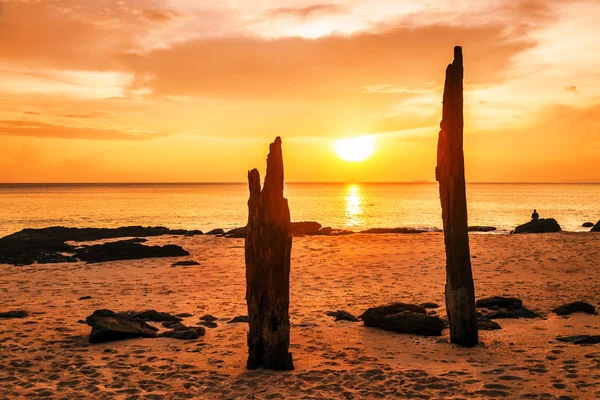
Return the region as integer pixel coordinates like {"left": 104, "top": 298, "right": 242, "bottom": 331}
{"left": 531, "top": 209, "right": 539, "bottom": 221}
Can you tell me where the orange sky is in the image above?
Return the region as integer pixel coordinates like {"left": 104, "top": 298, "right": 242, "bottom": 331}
{"left": 0, "top": 0, "right": 599, "bottom": 183}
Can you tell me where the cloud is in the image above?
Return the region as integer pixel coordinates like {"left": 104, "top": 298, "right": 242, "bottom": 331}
{"left": 0, "top": 120, "right": 168, "bottom": 141}
{"left": 141, "top": 7, "right": 179, "bottom": 23}
{"left": 58, "top": 112, "right": 109, "bottom": 119}
{"left": 565, "top": 85, "right": 580, "bottom": 94}
{"left": 266, "top": 4, "right": 346, "bottom": 20}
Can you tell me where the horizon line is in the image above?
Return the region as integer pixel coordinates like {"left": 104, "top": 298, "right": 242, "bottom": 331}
{"left": 1, "top": 181, "right": 600, "bottom": 185}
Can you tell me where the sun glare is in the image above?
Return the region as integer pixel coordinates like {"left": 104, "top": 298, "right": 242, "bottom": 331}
{"left": 334, "top": 136, "right": 375, "bottom": 162}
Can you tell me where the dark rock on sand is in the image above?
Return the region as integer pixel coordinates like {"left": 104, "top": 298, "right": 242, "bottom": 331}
{"left": 419, "top": 302, "right": 440, "bottom": 309}
{"left": 511, "top": 218, "right": 561, "bottom": 234}
{"left": 224, "top": 227, "right": 246, "bottom": 238}
{"left": 175, "top": 313, "right": 193, "bottom": 318}
{"left": 361, "top": 303, "right": 445, "bottom": 336}
{"left": 78, "top": 296, "right": 92, "bottom": 300}
{"left": 172, "top": 260, "right": 200, "bottom": 266}
{"left": 198, "top": 320, "right": 217, "bottom": 328}
{"left": 291, "top": 221, "right": 322, "bottom": 235}
{"left": 206, "top": 228, "right": 225, "bottom": 235}
{"left": 582, "top": 222, "right": 594, "bottom": 228}
{"left": 86, "top": 309, "right": 158, "bottom": 343}
{"left": 161, "top": 326, "right": 205, "bottom": 340}
{"left": 317, "top": 227, "right": 332, "bottom": 235}
{"left": 227, "top": 315, "right": 249, "bottom": 324}
{"left": 200, "top": 314, "right": 218, "bottom": 322}
{"left": 478, "top": 317, "right": 502, "bottom": 330}
{"left": 74, "top": 240, "right": 189, "bottom": 263}
{"left": 468, "top": 226, "right": 497, "bottom": 232}
{"left": 557, "top": 335, "right": 600, "bottom": 345}
{"left": 476, "top": 296, "right": 523, "bottom": 309}
{"left": 119, "top": 310, "right": 182, "bottom": 322}
{"left": 360, "top": 227, "right": 426, "bottom": 234}
{"left": 592, "top": 221, "right": 600, "bottom": 232}
{"left": 552, "top": 301, "right": 596, "bottom": 316}
{"left": 0, "top": 310, "right": 28, "bottom": 319}
{"left": 484, "top": 308, "right": 541, "bottom": 319}
{"left": 326, "top": 310, "right": 359, "bottom": 322}
{"left": 0, "top": 225, "right": 201, "bottom": 266}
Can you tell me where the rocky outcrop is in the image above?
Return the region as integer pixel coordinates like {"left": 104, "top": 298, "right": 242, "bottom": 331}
{"left": 468, "top": 226, "right": 497, "bottom": 232}
{"left": 172, "top": 260, "right": 200, "bottom": 266}
{"left": 0, "top": 225, "right": 201, "bottom": 266}
{"left": 360, "top": 228, "right": 426, "bottom": 234}
{"left": 476, "top": 296, "right": 540, "bottom": 319}
{"left": 86, "top": 309, "right": 158, "bottom": 343}
{"left": 74, "top": 240, "right": 189, "bottom": 263}
{"left": 206, "top": 229, "right": 225, "bottom": 235}
{"left": 557, "top": 335, "right": 600, "bottom": 345}
{"left": 592, "top": 221, "right": 600, "bottom": 232}
{"left": 511, "top": 218, "right": 561, "bottom": 234}
{"left": 476, "top": 297, "right": 522, "bottom": 309}
{"left": 360, "top": 303, "right": 445, "bottom": 336}
{"left": 326, "top": 310, "right": 359, "bottom": 322}
{"left": 552, "top": 301, "right": 595, "bottom": 316}
{"left": 119, "top": 310, "right": 182, "bottom": 322}
{"left": 228, "top": 315, "right": 249, "bottom": 324}
{"left": 0, "top": 310, "right": 28, "bottom": 319}
{"left": 160, "top": 325, "right": 205, "bottom": 340}
{"left": 582, "top": 222, "right": 594, "bottom": 228}
{"left": 419, "top": 302, "right": 440, "bottom": 309}
{"left": 483, "top": 308, "right": 541, "bottom": 319}
{"left": 291, "top": 221, "right": 322, "bottom": 235}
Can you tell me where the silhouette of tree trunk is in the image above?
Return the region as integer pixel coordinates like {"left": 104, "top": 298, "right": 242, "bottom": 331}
{"left": 436, "top": 46, "right": 478, "bottom": 347}
{"left": 245, "top": 137, "right": 294, "bottom": 370}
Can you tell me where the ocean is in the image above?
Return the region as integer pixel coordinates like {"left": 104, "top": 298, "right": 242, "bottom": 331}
{"left": 0, "top": 183, "right": 598, "bottom": 237}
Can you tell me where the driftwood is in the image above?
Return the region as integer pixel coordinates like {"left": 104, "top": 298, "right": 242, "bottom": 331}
{"left": 245, "top": 137, "right": 294, "bottom": 370}
{"left": 435, "top": 46, "right": 478, "bottom": 347}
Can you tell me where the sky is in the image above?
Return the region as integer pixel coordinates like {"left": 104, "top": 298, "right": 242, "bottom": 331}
{"left": 0, "top": 0, "right": 599, "bottom": 183}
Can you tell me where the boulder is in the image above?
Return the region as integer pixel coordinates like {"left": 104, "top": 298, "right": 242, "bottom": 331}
{"left": 291, "top": 221, "right": 322, "bottom": 235}
{"left": 74, "top": 240, "right": 189, "bottom": 263}
{"left": 582, "top": 222, "right": 594, "bottom": 228}
{"left": 224, "top": 227, "right": 246, "bottom": 238}
{"left": 325, "top": 310, "right": 359, "bottom": 322}
{"left": 511, "top": 218, "right": 561, "bottom": 234}
{"left": 162, "top": 321, "right": 187, "bottom": 330}
{"left": 468, "top": 226, "right": 497, "bottom": 232}
{"left": 228, "top": 315, "right": 249, "bottom": 324}
{"left": 78, "top": 296, "right": 92, "bottom": 300}
{"left": 198, "top": 320, "right": 217, "bottom": 328}
{"left": 552, "top": 301, "right": 595, "bottom": 316}
{"left": 172, "top": 260, "right": 200, "bottom": 267}
{"left": 419, "top": 302, "right": 440, "bottom": 309}
{"left": 206, "top": 229, "right": 225, "bottom": 235}
{"left": 557, "top": 335, "right": 600, "bottom": 345}
{"left": 160, "top": 326, "right": 205, "bottom": 340}
{"left": 86, "top": 309, "right": 158, "bottom": 343}
{"left": 483, "top": 307, "right": 541, "bottom": 319}
{"left": 476, "top": 296, "right": 522, "bottom": 309}
{"left": 317, "top": 227, "right": 333, "bottom": 235}
{"left": 0, "top": 310, "right": 28, "bottom": 319}
{"left": 478, "top": 317, "right": 501, "bottom": 330}
{"left": 360, "top": 303, "right": 444, "bottom": 336}
{"left": 199, "top": 314, "right": 218, "bottom": 322}
{"left": 119, "top": 310, "right": 182, "bottom": 322}
{"left": 360, "top": 228, "right": 426, "bottom": 234}
{"left": 592, "top": 221, "right": 600, "bottom": 232}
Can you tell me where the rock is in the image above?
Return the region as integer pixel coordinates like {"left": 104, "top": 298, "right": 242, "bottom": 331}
{"left": 291, "top": 221, "right": 322, "bottom": 235}
{"left": 0, "top": 225, "right": 202, "bottom": 266}
{"left": 228, "top": 315, "right": 249, "bottom": 324}
{"left": 582, "top": 222, "right": 594, "bottom": 228}
{"left": 224, "top": 227, "right": 246, "bottom": 238}
{"left": 317, "top": 227, "right": 333, "bottom": 235}
{"left": 511, "top": 218, "right": 561, "bottom": 234}
{"left": 175, "top": 313, "right": 193, "bottom": 318}
{"left": 200, "top": 314, "right": 218, "bottom": 322}
{"left": 74, "top": 240, "right": 189, "bottom": 263}
{"left": 552, "top": 301, "right": 595, "bottom": 316}
{"left": 478, "top": 317, "right": 501, "bottom": 330}
{"left": 483, "top": 308, "right": 541, "bottom": 319}
{"left": 468, "top": 226, "right": 497, "bottom": 232}
{"left": 162, "top": 321, "right": 187, "bottom": 330}
{"left": 360, "top": 228, "right": 426, "bottom": 234}
{"left": 160, "top": 326, "right": 205, "bottom": 340}
{"left": 476, "top": 296, "right": 523, "bottom": 309}
{"left": 172, "top": 260, "right": 200, "bottom": 267}
{"left": 360, "top": 303, "right": 444, "bottom": 336}
{"left": 78, "top": 296, "right": 92, "bottom": 300}
{"left": 0, "top": 310, "right": 28, "bottom": 319}
{"left": 325, "top": 310, "right": 359, "bottom": 322}
{"left": 592, "top": 221, "right": 600, "bottom": 232}
{"left": 198, "top": 321, "right": 217, "bottom": 328}
{"left": 419, "top": 302, "right": 440, "bottom": 309}
{"left": 86, "top": 309, "right": 158, "bottom": 343}
{"left": 119, "top": 310, "right": 182, "bottom": 322}
{"left": 206, "top": 228, "right": 225, "bottom": 235}
{"left": 557, "top": 335, "right": 600, "bottom": 344}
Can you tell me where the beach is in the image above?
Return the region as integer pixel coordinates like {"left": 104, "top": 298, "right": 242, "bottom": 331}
{"left": 1, "top": 232, "right": 599, "bottom": 399}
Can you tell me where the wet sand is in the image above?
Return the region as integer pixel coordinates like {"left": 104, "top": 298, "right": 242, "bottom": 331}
{"left": 1, "top": 232, "right": 600, "bottom": 399}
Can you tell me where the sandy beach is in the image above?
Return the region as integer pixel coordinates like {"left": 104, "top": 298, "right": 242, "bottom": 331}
{"left": 1, "top": 232, "right": 600, "bottom": 399}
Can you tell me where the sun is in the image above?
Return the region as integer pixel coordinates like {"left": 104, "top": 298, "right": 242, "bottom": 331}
{"left": 334, "top": 136, "right": 375, "bottom": 162}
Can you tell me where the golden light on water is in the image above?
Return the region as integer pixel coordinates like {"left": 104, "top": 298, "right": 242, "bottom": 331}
{"left": 344, "top": 184, "right": 363, "bottom": 227}
{"left": 334, "top": 136, "right": 375, "bottom": 162}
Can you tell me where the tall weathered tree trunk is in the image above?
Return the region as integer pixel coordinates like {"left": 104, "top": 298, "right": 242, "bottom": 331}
{"left": 436, "top": 46, "right": 478, "bottom": 347}
{"left": 245, "top": 137, "right": 294, "bottom": 370}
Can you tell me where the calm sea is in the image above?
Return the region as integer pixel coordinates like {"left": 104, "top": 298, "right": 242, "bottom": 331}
{"left": 0, "top": 183, "right": 598, "bottom": 237}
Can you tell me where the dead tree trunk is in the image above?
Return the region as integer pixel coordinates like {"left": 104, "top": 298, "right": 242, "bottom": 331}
{"left": 245, "top": 136, "right": 294, "bottom": 370}
{"left": 435, "top": 46, "right": 478, "bottom": 347}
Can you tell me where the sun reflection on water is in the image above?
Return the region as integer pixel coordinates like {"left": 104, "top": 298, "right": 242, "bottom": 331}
{"left": 344, "top": 184, "right": 363, "bottom": 228}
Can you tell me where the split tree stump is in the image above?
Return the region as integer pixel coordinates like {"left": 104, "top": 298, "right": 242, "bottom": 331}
{"left": 245, "top": 136, "right": 294, "bottom": 370}
{"left": 436, "top": 46, "right": 478, "bottom": 347}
